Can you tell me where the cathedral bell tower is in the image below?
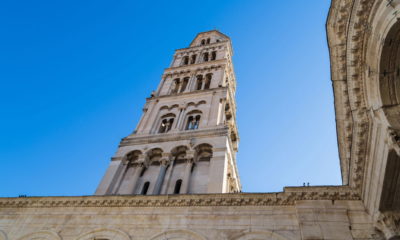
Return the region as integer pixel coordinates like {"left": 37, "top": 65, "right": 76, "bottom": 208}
{"left": 95, "top": 30, "right": 240, "bottom": 195}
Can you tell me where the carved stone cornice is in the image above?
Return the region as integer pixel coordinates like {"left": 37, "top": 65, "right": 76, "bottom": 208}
{"left": 0, "top": 186, "right": 359, "bottom": 209}
{"left": 164, "top": 59, "right": 226, "bottom": 75}
{"left": 120, "top": 127, "right": 230, "bottom": 146}
{"left": 174, "top": 40, "right": 229, "bottom": 53}
{"left": 327, "top": 0, "right": 377, "bottom": 190}
{"left": 147, "top": 86, "right": 227, "bottom": 101}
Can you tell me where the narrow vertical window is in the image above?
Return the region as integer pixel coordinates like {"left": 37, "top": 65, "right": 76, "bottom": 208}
{"left": 196, "top": 75, "right": 203, "bottom": 90}
{"left": 182, "top": 56, "right": 189, "bottom": 65}
{"left": 206, "top": 38, "right": 210, "bottom": 44}
{"left": 141, "top": 181, "right": 150, "bottom": 195}
{"left": 211, "top": 51, "right": 217, "bottom": 60}
{"left": 203, "top": 52, "right": 209, "bottom": 62}
{"left": 174, "top": 179, "right": 182, "bottom": 194}
{"left": 186, "top": 116, "right": 194, "bottom": 130}
{"left": 167, "top": 118, "right": 174, "bottom": 132}
{"left": 159, "top": 119, "right": 168, "bottom": 133}
{"left": 193, "top": 115, "right": 200, "bottom": 129}
{"left": 204, "top": 73, "right": 212, "bottom": 89}
{"left": 201, "top": 39, "right": 205, "bottom": 45}
{"left": 171, "top": 78, "right": 180, "bottom": 94}
{"left": 190, "top": 54, "right": 197, "bottom": 64}
{"left": 180, "top": 77, "right": 189, "bottom": 93}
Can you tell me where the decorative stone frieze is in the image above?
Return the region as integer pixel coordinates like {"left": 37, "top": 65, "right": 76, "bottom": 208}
{"left": 0, "top": 187, "right": 360, "bottom": 209}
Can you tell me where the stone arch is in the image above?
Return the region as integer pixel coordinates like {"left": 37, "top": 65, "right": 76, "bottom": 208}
{"left": 170, "top": 145, "right": 189, "bottom": 161}
{"left": 378, "top": 19, "right": 400, "bottom": 131}
{"left": 194, "top": 143, "right": 213, "bottom": 161}
{"left": 184, "top": 110, "right": 202, "bottom": 130}
{"left": 17, "top": 230, "right": 61, "bottom": 240}
{"left": 232, "top": 231, "right": 288, "bottom": 240}
{"left": 75, "top": 228, "right": 131, "bottom": 240}
{"left": 146, "top": 148, "right": 164, "bottom": 164}
{"left": 149, "top": 229, "right": 207, "bottom": 240}
{"left": 124, "top": 150, "right": 142, "bottom": 163}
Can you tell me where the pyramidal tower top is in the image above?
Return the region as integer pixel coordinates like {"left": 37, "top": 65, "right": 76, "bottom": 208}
{"left": 96, "top": 30, "right": 240, "bottom": 195}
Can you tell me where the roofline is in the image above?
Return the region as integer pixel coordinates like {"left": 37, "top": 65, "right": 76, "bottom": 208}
{"left": 187, "top": 30, "right": 234, "bottom": 56}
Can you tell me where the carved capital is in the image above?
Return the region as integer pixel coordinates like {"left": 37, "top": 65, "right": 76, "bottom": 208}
{"left": 186, "top": 150, "right": 195, "bottom": 160}
{"left": 376, "top": 213, "right": 400, "bottom": 239}
{"left": 160, "top": 158, "right": 170, "bottom": 166}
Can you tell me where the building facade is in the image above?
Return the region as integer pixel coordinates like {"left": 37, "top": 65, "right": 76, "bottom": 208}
{"left": 0, "top": 1, "right": 399, "bottom": 239}
{"left": 95, "top": 31, "right": 240, "bottom": 196}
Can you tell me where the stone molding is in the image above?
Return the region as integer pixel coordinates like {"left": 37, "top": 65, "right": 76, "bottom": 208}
{"left": 0, "top": 187, "right": 359, "bottom": 208}
{"left": 149, "top": 229, "right": 206, "bottom": 240}
{"left": 75, "top": 228, "right": 131, "bottom": 240}
{"left": 175, "top": 39, "right": 229, "bottom": 53}
{"left": 147, "top": 86, "right": 228, "bottom": 101}
{"left": 327, "top": 0, "right": 376, "bottom": 190}
{"left": 164, "top": 59, "right": 226, "bottom": 75}
{"left": 121, "top": 127, "right": 229, "bottom": 146}
{"left": 16, "top": 230, "right": 61, "bottom": 240}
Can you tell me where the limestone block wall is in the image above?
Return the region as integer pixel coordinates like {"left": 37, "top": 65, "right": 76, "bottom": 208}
{"left": 0, "top": 189, "right": 376, "bottom": 240}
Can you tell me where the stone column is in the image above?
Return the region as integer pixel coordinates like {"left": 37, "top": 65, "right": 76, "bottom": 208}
{"left": 119, "top": 162, "right": 144, "bottom": 195}
{"left": 161, "top": 159, "right": 175, "bottom": 194}
{"left": 175, "top": 105, "right": 186, "bottom": 130}
{"left": 152, "top": 158, "right": 170, "bottom": 195}
{"left": 180, "top": 151, "right": 195, "bottom": 194}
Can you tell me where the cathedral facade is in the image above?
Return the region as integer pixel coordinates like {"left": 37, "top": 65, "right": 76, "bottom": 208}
{"left": 0, "top": 1, "right": 399, "bottom": 239}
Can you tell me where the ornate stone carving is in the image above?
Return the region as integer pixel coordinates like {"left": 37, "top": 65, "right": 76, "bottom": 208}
{"left": 0, "top": 187, "right": 360, "bottom": 208}
{"left": 376, "top": 213, "right": 400, "bottom": 239}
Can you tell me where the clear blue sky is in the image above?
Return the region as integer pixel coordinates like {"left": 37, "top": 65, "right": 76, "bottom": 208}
{"left": 0, "top": 0, "right": 339, "bottom": 197}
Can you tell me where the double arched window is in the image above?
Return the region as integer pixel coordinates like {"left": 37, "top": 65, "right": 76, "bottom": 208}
{"left": 203, "top": 52, "right": 209, "bottom": 62}
{"left": 201, "top": 51, "right": 217, "bottom": 62}
{"left": 186, "top": 111, "right": 201, "bottom": 130}
{"left": 195, "top": 74, "right": 212, "bottom": 91}
{"left": 170, "top": 77, "right": 189, "bottom": 94}
{"left": 200, "top": 38, "right": 211, "bottom": 45}
{"left": 159, "top": 114, "right": 175, "bottom": 133}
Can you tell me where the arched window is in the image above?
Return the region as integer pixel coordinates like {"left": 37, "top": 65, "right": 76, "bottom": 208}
{"left": 195, "top": 143, "right": 213, "bottom": 161}
{"left": 182, "top": 56, "right": 189, "bottom": 65}
{"left": 186, "top": 113, "right": 201, "bottom": 130}
{"left": 190, "top": 54, "right": 197, "bottom": 64}
{"left": 211, "top": 51, "right": 217, "bottom": 60}
{"left": 201, "top": 39, "right": 205, "bottom": 45}
{"left": 196, "top": 75, "right": 203, "bottom": 90}
{"left": 206, "top": 38, "right": 210, "bottom": 44}
{"left": 203, "top": 52, "right": 209, "bottom": 62}
{"left": 141, "top": 181, "right": 150, "bottom": 195}
{"left": 180, "top": 77, "right": 189, "bottom": 93}
{"left": 204, "top": 73, "right": 212, "bottom": 89}
{"left": 174, "top": 179, "right": 182, "bottom": 194}
{"left": 159, "top": 114, "right": 175, "bottom": 133}
{"left": 170, "top": 78, "right": 180, "bottom": 94}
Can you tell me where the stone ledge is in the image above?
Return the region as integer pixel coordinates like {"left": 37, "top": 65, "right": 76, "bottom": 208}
{"left": 120, "top": 127, "right": 229, "bottom": 146}
{"left": 0, "top": 186, "right": 360, "bottom": 208}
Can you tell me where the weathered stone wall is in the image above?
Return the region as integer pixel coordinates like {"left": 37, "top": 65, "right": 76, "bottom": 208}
{"left": 0, "top": 190, "right": 375, "bottom": 240}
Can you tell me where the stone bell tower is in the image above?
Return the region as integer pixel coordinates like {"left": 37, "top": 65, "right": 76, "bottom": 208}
{"left": 95, "top": 30, "right": 240, "bottom": 195}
